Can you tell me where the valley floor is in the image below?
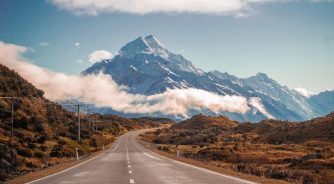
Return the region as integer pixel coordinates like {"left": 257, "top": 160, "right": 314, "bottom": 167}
{"left": 140, "top": 130, "right": 334, "bottom": 184}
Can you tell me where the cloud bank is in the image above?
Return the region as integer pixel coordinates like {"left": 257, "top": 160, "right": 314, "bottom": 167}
{"left": 89, "top": 50, "right": 113, "bottom": 63}
{"left": 0, "top": 41, "right": 255, "bottom": 118}
{"left": 49, "top": 0, "right": 332, "bottom": 16}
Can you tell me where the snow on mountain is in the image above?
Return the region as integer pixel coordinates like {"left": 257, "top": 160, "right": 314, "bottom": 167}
{"left": 82, "top": 35, "right": 333, "bottom": 122}
{"left": 294, "top": 87, "right": 314, "bottom": 97}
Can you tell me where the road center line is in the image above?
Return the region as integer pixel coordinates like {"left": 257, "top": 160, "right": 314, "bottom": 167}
{"left": 129, "top": 179, "right": 135, "bottom": 183}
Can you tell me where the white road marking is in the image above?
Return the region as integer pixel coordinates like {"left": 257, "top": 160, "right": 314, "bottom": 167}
{"left": 26, "top": 135, "right": 124, "bottom": 184}
{"left": 130, "top": 179, "right": 135, "bottom": 183}
{"left": 128, "top": 170, "right": 132, "bottom": 174}
{"left": 143, "top": 152, "right": 162, "bottom": 161}
{"left": 128, "top": 165, "right": 131, "bottom": 168}
{"left": 73, "top": 171, "right": 89, "bottom": 177}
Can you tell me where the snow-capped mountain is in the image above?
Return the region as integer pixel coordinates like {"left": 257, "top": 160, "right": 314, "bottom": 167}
{"left": 82, "top": 35, "right": 333, "bottom": 122}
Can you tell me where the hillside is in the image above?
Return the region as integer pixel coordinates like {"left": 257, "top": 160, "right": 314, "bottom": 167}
{"left": 0, "top": 64, "right": 174, "bottom": 182}
{"left": 172, "top": 114, "right": 238, "bottom": 130}
{"left": 143, "top": 113, "right": 334, "bottom": 183}
{"left": 259, "top": 112, "right": 334, "bottom": 144}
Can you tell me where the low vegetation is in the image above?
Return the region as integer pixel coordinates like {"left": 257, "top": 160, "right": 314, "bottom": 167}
{"left": 0, "top": 64, "right": 174, "bottom": 182}
{"left": 142, "top": 114, "right": 334, "bottom": 184}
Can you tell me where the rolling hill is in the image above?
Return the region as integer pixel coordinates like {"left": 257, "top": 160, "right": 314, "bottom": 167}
{"left": 144, "top": 113, "right": 334, "bottom": 183}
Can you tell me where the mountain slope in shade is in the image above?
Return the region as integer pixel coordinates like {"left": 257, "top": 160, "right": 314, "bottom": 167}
{"left": 82, "top": 35, "right": 333, "bottom": 122}
{"left": 308, "top": 90, "right": 334, "bottom": 115}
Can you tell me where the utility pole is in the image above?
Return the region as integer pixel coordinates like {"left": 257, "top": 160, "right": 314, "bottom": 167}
{"left": 61, "top": 102, "right": 85, "bottom": 142}
{"left": 93, "top": 114, "right": 96, "bottom": 132}
{"left": 0, "top": 97, "right": 19, "bottom": 143}
{"left": 10, "top": 98, "right": 14, "bottom": 140}
{"left": 77, "top": 104, "right": 81, "bottom": 142}
{"left": 0, "top": 96, "right": 20, "bottom": 163}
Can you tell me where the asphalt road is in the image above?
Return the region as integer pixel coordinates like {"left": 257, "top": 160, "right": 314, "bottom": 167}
{"left": 28, "top": 129, "right": 256, "bottom": 184}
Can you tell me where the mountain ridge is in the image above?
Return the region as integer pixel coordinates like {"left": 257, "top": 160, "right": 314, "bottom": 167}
{"left": 82, "top": 35, "right": 334, "bottom": 122}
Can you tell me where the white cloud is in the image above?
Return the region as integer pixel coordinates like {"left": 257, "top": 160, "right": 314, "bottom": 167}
{"left": 38, "top": 42, "right": 50, "bottom": 47}
{"left": 294, "top": 87, "right": 314, "bottom": 97}
{"left": 249, "top": 97, "right": 274, "bottom": 119}
{"left": 74, "top": 42, "right": 80, "bottom": 48}
{"left": 49, "top": 0, "right": 331, "bottom": 16}
{"left": 89, "top": 50, "right": 113, "bottom": 63}
{"left": 0, "top": 40, "right": 252, "bottom": 117}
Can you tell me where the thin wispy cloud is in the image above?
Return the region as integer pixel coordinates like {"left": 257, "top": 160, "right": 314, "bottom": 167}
{"left": 49, "top": 0, "right": 332, "bottom": 16}
{"left": 38, "top": 42, "right": 50, "bottom": 47}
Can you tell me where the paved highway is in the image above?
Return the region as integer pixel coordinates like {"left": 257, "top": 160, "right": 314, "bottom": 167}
{"left": 29, "top": 129, "right": 256, "bottom": 184}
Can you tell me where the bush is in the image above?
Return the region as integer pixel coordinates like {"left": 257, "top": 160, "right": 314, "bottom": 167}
{"left": 57, "top": 139, "right": 66, "bottom": 145}
{"left": 28, "top": 143, "right": 36, "bottom": 149}
{"left": 34, "top": 150, "right": 44, "bottom": 158}
{"left": 39, "top": 145, "right": 48, "bottom": 151}
{"left": 17, "top": 148, "right": 33, "bottom": 157}
{"left": 50, "top": 144, "right": 63, "bottom": 157}
{"left": 0, "top": 172, "right": 8, "bottom": 182}
{"left": 157, "top": 146, "right": 170, "bottom": 152}
{"left": 26, "top": 162, "right": 38, "bottom": 168}
{"left": 36, "top": 135, "right": 47, "bottom": 144}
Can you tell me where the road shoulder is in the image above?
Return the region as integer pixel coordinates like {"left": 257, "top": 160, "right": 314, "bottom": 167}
{"left": 5, "top": 138, "right": 117, "bottom": 184}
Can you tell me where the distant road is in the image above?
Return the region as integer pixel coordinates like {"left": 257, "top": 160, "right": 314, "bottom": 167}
{"left": 28, "top": 129, "right": 255, "bottom": 184}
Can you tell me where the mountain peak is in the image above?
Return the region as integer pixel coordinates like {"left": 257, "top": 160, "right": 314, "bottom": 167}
{"left": 256, "top": 72, "right": 269, "bottom": 78}
{"left": 143, "top": 34, "right": 165, "bottom": 49}
{"left": 120, "top": 35, "right": 169, "bottom": 57}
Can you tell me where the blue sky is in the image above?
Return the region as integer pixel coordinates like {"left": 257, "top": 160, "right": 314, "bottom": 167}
{"left": 0, "top": 0, "right": 333, "bottom": 93}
